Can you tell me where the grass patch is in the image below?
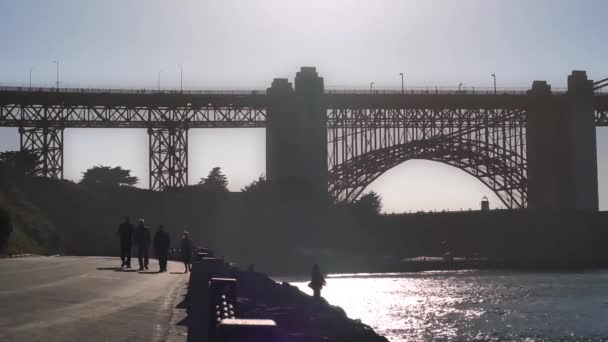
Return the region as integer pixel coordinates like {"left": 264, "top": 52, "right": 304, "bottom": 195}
{"left": 7, "top": 226, "right": 45, "bottom": 255}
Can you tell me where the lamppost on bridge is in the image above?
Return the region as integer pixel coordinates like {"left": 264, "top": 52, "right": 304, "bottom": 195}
{"left": 399, "top": 73, "right": 404, "bottom": 94}
{"left": 52, "top": 61, "right": 60, "bottom": 89}
{"left": 458, "top": 83, "right": 463, "bottom": 92}
{"left": 158, "top": 70, "right": 162, "bottom": 92}
{"left": 491, "top": 73, "right": 496, "bottom": 95}
{"left": 29, "top": 67, "right": 34, "bottom": 89}
{"left": 370, "top": 82, "right": 375, "bottom": 93}
{"left": 178, "top": 64, "right": 183, "bottom": 93}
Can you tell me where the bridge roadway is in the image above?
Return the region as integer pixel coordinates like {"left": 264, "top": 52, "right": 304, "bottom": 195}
{"left": 0, "top": 256, "right": 187, "bottom": 342}
{"left": 1, "top": 86, "right": 607, "bottom": 128}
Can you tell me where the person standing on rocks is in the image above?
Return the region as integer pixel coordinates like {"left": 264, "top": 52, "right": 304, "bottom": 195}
{"left": 180, "top": 231, "right": 193, "bottom": 273}
{"left": 134, "top": 219, "right": 151, "bottom": 271}
{"left": 153, "top": 225, "right": 170, "bottom": 272}
{"left": 117, "top": 216, "right": 134, "bottom": 268}
{"left": 309, "top": 264, "right": 326, "bottom": 299}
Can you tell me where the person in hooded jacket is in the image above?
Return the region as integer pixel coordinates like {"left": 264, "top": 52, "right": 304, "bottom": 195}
{"left": 180, "top": 231, "right": 193, "bottom": 273}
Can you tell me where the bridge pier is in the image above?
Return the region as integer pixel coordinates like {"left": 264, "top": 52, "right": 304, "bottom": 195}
{"left": 526, "top": 71, "right": 598, "bottom": 211}
{"left": 148, "top": 127, "right": 188, "bottom": 191}
{"left": 566, "top": 71, "right": 598, "bottom": 211}
{"left": 18, "top": 126, "right": 64, "bottom": 179}
{"left": 266, "top": 67, "right": 328, "bottom": 246}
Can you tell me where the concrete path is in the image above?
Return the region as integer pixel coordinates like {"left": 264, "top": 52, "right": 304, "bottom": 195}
{"left": 0, "top": 256, "right": 188, "bottom": 342}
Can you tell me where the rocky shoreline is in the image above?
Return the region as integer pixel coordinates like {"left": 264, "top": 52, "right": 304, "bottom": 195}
{"left": 186, "top": 260, "right": 388, "bottom": 342}
{"left": 234, "top": 269, "right": 388, "bottom": 342}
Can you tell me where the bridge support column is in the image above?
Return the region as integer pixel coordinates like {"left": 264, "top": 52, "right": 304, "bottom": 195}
{"left": 526, "top": 71, "right": 598, "bottom": 211}
{"left": 527, "top": 81, "right": 560, "bottom": 210}
{"left": 19, "top": 126, "right": 64, "bottom": 179}
{"left": 148, "top": 127, "right": 188, "bottom": 191}
{"left": 566, "top": 70, "right": 598, "bottom": 211}
{"left": 266, "top": 67, "right": 328, "bottom": 247}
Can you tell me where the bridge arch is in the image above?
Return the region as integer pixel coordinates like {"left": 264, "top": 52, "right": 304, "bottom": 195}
{"left": 328, "top": 137, "right": 527, "bottom": 208}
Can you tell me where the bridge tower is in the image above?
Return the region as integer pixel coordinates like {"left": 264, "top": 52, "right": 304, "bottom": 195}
{"left": 148, "top": 127, "right": 188, "bottom": 191}
{"left": 266, "top": 67, "right": 328, "bottom": 245}
{"left": 526, "top": 71, "right": 598, "bottom": 211}
{"left": 18, "top": 126, "right": 64, "bottom": 179}
{"left": 566, "top": 71, "right": 598, "bottom": 211}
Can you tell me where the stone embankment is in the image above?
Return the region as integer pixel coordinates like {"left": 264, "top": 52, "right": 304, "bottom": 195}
{"left": 235, "top": 269, "right": 388, "bottom": 342}
{"left": 186, "top": 252, "right": 388, "bottom": 342}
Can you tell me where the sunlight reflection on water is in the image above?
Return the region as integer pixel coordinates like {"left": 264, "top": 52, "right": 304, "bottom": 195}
{"left": 289, "top": 270, "right": 608, "bottom": 342}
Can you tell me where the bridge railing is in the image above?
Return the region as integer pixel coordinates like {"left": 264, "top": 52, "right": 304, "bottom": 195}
{"left": 1, "top": 85, "right": 606, "bottom": 96}
{"left": 326, "top": 87, "right": 608, "bottom": 96}
{"left": 0, "top": 86, "right": 268, "bottom": 96}
{"left": 326, "top": 87, "right": 537, "bottom": 95}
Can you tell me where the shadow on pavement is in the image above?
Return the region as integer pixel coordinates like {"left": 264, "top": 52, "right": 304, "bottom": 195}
{"left": 175, "top": 285, "right": 190, "bottom": 327}
{"left": 176, "top": 288, "right": 189, "bottom": 309}
{"left": 96, "top": 267, "right": 139, "bottom": 272}
{"left": 177, "top": 316, "right": 189, "bottom": 327}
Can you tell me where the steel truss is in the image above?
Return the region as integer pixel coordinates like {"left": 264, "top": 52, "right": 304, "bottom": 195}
{"left": 0, "top": 104, "right": 266, "bottom": 128}
{"left": 149, "top": 127, "right": 188, "bottom": 191}
{"left": 19, "top": 126, "right": 64, "bottom": 179}
{"left": 327, "top": 107, "right": 527, "bottom": 208}
{"left": 1, "top": 90, "right": 606, "bottom": 201}
{"left": 594, "top": 95, "right": 608, "bottom": 125}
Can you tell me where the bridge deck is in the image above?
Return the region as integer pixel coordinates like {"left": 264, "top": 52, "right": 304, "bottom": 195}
{"left": 0, "top": 87, "right": 607, "bottom": 128}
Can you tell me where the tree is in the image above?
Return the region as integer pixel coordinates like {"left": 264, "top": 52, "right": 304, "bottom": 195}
{"left": 241, "top": 175, "right": 268, "bottom": 193}
{"left": 0, "top": 150, "right": 37, "bottom": 177}
{"left": 198, "top": 167, "right": 228, "bottom": 192}
{"left": 357, "top": 191, "right": 383, "bottom": 215}
{"left": 80, "top": 165, "right": 138, "bottom": 187}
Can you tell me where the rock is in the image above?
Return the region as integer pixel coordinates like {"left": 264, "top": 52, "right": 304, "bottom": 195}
{"left": 187, "top": 266, "right": 388, "bottom": 341}
{"left": 234, "top": 269, "right": 388, "bottom": 341}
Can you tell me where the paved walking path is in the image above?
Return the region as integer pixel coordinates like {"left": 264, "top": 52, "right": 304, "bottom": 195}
{"left": 0, "top": 256, "right": 188, "bottom": 342}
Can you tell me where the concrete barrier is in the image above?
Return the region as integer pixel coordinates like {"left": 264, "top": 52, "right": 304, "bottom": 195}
{"left": 202, "top": 257, "right": 228, "bottom": 278}
{"left": 209, "top": 278, "right": 237, "bottom": 340}
{"left": 187, "top": 256, "right": 231, "bottom": 342}
{"left": 187, "top": 252, "right": 284, "bottom": 341}
{"left": 187, "top": 259, "right": 209, "bottom": 342}
{"left": 195, "top": 252, "right": 208, "bottom": 261}
{"left": 216, "top": 319, "right": 279, "bottom": 342}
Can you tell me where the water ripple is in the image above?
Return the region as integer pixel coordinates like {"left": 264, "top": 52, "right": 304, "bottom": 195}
{"left": 290, "top": 270, "right": 608, "bottom": 341}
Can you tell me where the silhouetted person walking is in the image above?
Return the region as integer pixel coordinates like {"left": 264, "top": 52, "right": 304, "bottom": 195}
{"left": 154, "top": 225, "right": 170, "bottom": 272}
{"left": 309, "top": 264, "right": 326, "bottom": 300}
{"left": 117, "top": 216, "right": 134, "bottom": 268}
{"left": 134, "top": 219, "right": 151, "bottom": 271}
{"left": 0, "top": 206, "right": 12, "bottom": 256}
{"left": 180, "top": 231, "right": 193, "bottom": 273}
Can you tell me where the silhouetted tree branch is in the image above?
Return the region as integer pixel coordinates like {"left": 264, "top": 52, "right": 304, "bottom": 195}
{"left": 241, "top": 175, "right": 268, "bottom": 193}
{"left": 0, "top": 150, "right": 37, "bottom": 177}
{"left": 198, "top": 167, "right": 229, "bottom": 192}
{"left": 356, "top": 191, "right": 383, "bottom": 215}
{"left": 80, "top": 165, "right": 138, "bottom": 187}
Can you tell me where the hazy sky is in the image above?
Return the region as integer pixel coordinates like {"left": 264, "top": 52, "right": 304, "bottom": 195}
{"left": 1, "top": 0, "right": 608, "bottom": 212}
